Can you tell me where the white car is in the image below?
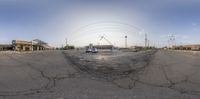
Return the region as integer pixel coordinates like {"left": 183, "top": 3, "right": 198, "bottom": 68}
{"left": 92, "top": 48, "right": 98, "bottom": 53}
{"left": 86, "top": 48, "right": 98, "bottom": 53}
{"left": 86, "top": 48, "right": 92, "bottom": 53}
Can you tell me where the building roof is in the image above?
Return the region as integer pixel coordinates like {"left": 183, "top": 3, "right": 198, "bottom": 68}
{"left": 32, "top": 39, "right": 47, "bottom": 45}
{"left": 41, "top": 44, "right": 52, "bottom": 49}
{"left": 12, "top": 40, "right": 32, "bottom": 45}
{"left": 174, "top": 44, "right": 200, "bottom": 47}
{"left": 0, "top": 44, "right": 12, "bottom": 47}
{"left": 184, "top": 44, "right": 200, "bottom": 47}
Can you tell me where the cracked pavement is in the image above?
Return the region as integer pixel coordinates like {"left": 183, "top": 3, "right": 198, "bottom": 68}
{"left": 0, "top": 50, "right": 200, "bottom": 99}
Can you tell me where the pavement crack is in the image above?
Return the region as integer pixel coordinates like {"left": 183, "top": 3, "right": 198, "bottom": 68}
{"left": 63, "top": 50, "right": 157, "bottom": 90}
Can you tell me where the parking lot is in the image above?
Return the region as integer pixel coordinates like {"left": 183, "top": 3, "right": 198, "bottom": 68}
{"left": 0, "top": 50, "right": 200, "bottom": 99}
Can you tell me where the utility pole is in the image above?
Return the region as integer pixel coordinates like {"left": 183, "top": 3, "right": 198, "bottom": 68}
{"left": 167, "top": 40, "right": 170, "bottom": 48}
{"left": 169, "top": 34, "right": 175, "bottom": 48}
{"left": 65, "top": 38, "right": 68, "bottom": 46}
{"left": 65, "top": 38, "right": 68, "bottom": 49}
{"left": 172, "top": 34, "right": 176, "bottom": 46}
{"left": 125, "top": 35, "right": 127, "bottom": 48}
{"left": 145, "top": 33, "right": 148, "bottom": 47}
{"left": 61, "top": 44, "right": 64, "bottom": 49}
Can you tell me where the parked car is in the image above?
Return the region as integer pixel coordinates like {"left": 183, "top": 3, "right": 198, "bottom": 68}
{"left": 92, "top": 48, "right": 98, "bottom": 53}
{"left": 86, "top": 48, "right": 98, "bottom": 53}
{"left": 86, "top": 48, "right": 92, "bottom": 53}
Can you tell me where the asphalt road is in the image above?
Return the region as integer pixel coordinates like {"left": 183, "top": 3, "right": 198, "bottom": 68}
{"left": 0, "top": 50, "right": 200, "bottom": 99}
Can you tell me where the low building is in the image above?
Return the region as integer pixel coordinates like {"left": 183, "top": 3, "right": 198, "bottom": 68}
{"left": 173, "top": 44, "right": 200, "bottom": 51}
{"left": 185, "top": 45, "right": 200, "bottom": 51}
{"left": 131, "top": 46, "right": 143, "bottom": 50}
{"left": 11, "top": 39, "right": 52, "bottom": 51}
{"left": 86, "top": 45, "right": 114, "bottom": 50}
{"left": 0, "top": 44, "right": 13, "bottom": 51}
{"left": 12, "top": 40, "right": 33, "bottom": 51}
{"left": 85, "top": 44, "right": 114, "bottom": 51}
{"left": 97, "top": 45, "right": 113, "bottom": 49}
{"left": 32, "top": 39, "right": 52, "bottom": 50}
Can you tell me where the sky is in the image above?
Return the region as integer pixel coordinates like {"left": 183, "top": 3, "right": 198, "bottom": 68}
{"left": 0, "top": 0, "right": 200, "bottom": 47}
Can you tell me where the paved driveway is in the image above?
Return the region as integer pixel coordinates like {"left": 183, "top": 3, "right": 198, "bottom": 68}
{"left": 0, "top": 50, "right": 200, "bottom": 99}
